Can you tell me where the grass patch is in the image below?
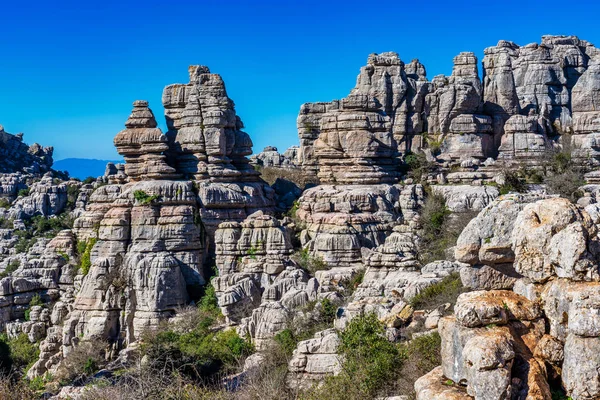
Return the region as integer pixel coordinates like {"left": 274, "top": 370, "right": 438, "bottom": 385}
{"left": 302, "top": 313, "right": 404, "bottom": 400}
{"left": 293, "top": 248, "right": 328, "bottom": 274}
{"left": 409, "top": 272, "right": 465, "bottom": 309}
{"left": 133, "top": 190, "right": 159, "bottom": 205}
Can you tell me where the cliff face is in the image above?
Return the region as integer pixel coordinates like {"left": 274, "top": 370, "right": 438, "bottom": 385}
{"left": 298, "top": 35, "right": 600, "bottom": 183}
{"left": 0, "top": 125, "right": 53, "bottom": 175}
{"left": 5, "top": 36, "right": 600, "bottom": 400}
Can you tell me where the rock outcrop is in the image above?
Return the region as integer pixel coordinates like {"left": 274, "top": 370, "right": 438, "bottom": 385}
{"left": 0, "top": 125, "right": 53, "bottom": 174}
{"left": 415, "top": 196, "right": 600, "bottom": 399}
{"left": 297, "top": 35, "right": 600, "bottom": 183}
{"left": 113, "top": 101, "right": 179, "bottom": 181}
{"left": 251, "top": 146, "right": 300, "bottom": 169}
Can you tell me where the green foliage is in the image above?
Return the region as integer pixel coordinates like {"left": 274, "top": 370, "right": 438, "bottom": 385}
{"left": 294, "top": 248, "right": 328, "bottom": 274}
{"left": 66, "top": 185, "right": 80, "bottom": 210}
{"left": 274, "top": 329, "right": 297, "bottom": 356}
{"left": 0, "top": 259, "right": 20, "bottom": 279}
{"left": 141, "top": 317, "right": 253, "bottom": 379}
{"left": 499, "top": 169, "right": 528, "bottom": 195}
{"left": 29, "top": 294, "right": 43, "bottom": 307}
{"left": 418, "top": 192, "right": 477, "bottom": 264}
{"left": 82, "top": 177, "right": 96, "bottom": 184}
{"left": 319, "top": 298, "right": 337, "bottom": 324}
{"left": 24, "top": 294, "right": 44, "bottom": 322}
{"left": 13, "top": 230, "right": 36, "bottom": 254}
{"left": 304, "top": 313, "right": 404, "bottom": 400}
{"left": 403, "top": 332, "right": 441, "bottom": 369}
{"left": 17, "top": 189, "right": 29, "bottom": 197}
{"left": 410, "top": 273, "right": 465, "bottom": 309}
{"left": 23, "top": 214, "right": 74, "bottom": 239}
{"left": 402, "top": 151, "right": 437, "bottom": 182}
{"left": 78, "top": 238, "right": 97, "bottom": 275}
{"left": 0, "top": 218, "right": 12, "bottom": 229}
{"left": 134, "top": 190, "right": 159, "bottom": 205}
{"left": 551, "top": 389, "right": 572, "bottom": 400}
{"left": 83, "top": 357, "right": 97, "bottom": 375}
{"left": 1, "top": 334, "right": 40, "bottom": 373}
{"left": 0, "top": 198, "right": 10, "bottom": 209}
{"left": 286, "top": 200, "right": 300, "bottom": 220}
{"left": 197, "top": 284, "right": 222, "bottom": 319}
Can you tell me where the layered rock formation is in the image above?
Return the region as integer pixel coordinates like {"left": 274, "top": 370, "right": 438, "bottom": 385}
{"left": 0, "top": 125, "right": 53, "bottom": 174}
{"left": 298, "top": 35, "right": 600, "bottom": 184}
{"left": 113, "top": 101, "right": 179, "bottom": 181}
{"left": 415, "top": 196, "right": 600, "bottom": 399}
{"left": 250, "top": 146, "right": 300, "bottom": 169}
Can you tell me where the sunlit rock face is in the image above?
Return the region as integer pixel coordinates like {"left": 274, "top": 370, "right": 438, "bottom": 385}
{"left": 113, "top": 101, "right": 179, "bottom": 181}
{"left": 298, "top": 35, "right": 600, "bottom": 177}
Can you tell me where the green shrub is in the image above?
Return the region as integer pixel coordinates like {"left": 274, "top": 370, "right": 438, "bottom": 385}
{"left": 0, "top": 199, "right": 10, "bottom": 209}
{"left": 402, "top": 151, "right": 436, "bottom": 182}
{"left": 0, "top": 218, "right": 12, "bottom": 229}
{"left": 394, "top": 332, "right": 442, "bottom": 397}
{"left": 83, "top": 177, "right": 96, "bottom": 184}
{"left": 4, "top": 334, "right": 39, "bottom": 373}
{"left": 133, "top": 190, "right": 159, "bottom": 205}
{"left": 0, "top": 259, "right": 20, "bottom": 279}
{"left": 29, "top": 294, "right": 43, "bottom": 307}
{"left": 410, "top": 272, "right": 465, "bottom": 309}
{"left": 274, "top": 329, "right": 297, "bottom": 356}
{"left": 197, "top": 284, "right": 222, "bottom": 319}
{"left": 319, "top": 298, "right": 337, "bottom": 324}
{"left": 66, "top": 185, "right": 80, "bottom": 210}
{"left": 13, "top": 231, "right": 36, "bottom": 254}
{"left": 17, "top": 189, "right": 29, "bottom": 197}
{"left": 294, "top": 248, "right": 328, "bottom": 274}
{"left": 304, "top": 313, "right": 404, "bottom": 400}
{"left": 499, "top": 169, "right": 528, "bottom": 195}
{"left": 78, "top": 238, "right": 97, "bottom": 275}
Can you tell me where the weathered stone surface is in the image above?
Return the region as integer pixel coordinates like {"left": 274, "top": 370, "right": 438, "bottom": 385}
{"left": 163, "top": 66, "right": 259, "bottom": 182}
{"left": 0, "top": 126, "right": 53, "bottom": 174}
{"left": 296, "top": 184, "right": 423, "bottom": 268}
{"left": 8, "top": 173, "right": 68, "bottom": 219}
{"left": 212, "top": 211, "right": 311, "bottom": 326}
{"left": 455, "top": 193, "right": 546, "bottom": 266}
{"left": 250, "top": 146, "right": 300, "bottom": 169}
{"left": 463, "top": 329, "right": 514, "bottom": 399}
{"left": 512, "top": 198, "right": 600, "bottom": 282}
{"left": 563, "top": 334, "right": 600, "bottom": 399}
{"left": 114, "top": 100, "right": 179, "bottom": 181}
{"left": 431, "top": 185, "right": 499, "bottom": 213}
{"left": 454, "top": 290, "right": 540, "bottom": 328}
{"left": 287, "top": 329, "right": 342, "bottom": 389}
{"left": 414, "top": 366, "right": 473, "bottom": 400}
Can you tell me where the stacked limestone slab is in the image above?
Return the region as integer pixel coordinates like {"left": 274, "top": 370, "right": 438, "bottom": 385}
{"left": 297, "top": 35, "right": 600, "bottom": 182}
{"left": 212, "top": 211, "right": 318, "bottom": 349}
{"left": 415, "top": 196, "right": 600, "bottom": 399}
{"left": 163, "top": 66, "right": 275, "bottom": 238}
{"left": 163, "top": 65, "right": 259, "bottom": 182}
{"left": 113, "top": 101, "right": 179, "bottom": 181}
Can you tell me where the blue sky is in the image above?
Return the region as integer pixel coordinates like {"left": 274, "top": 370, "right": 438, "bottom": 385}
{"left": 1, "top": 0, "right": 599, "bottom": 161}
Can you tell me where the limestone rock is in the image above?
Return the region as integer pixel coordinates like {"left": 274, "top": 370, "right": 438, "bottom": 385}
{"left": 0, "top": 126, "right": 53, "bottom": 174}
{"left": 512, "top": 198, "right": 600, "bottom": 282}
{"left": 287, "top": 329, "right": 342, "bottom": 389}
{"left": 113, "top": 100, "right": 179, "bottom": 181}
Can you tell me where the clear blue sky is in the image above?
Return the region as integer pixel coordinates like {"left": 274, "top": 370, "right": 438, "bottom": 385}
{"left": 1, "top": 0, "right": 599, "bottom": 161}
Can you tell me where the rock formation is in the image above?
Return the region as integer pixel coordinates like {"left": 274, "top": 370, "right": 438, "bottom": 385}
{"left": 415, "top": 196, "right": 600, "bottom": 399}
{"left": 251, "top": 146, "right": 300, "bottom": 169}
{"left": 0, "top": 125, "right": 53, "bottom": 174}
{"left": 297, "top": 35, "right": 600, "bottom": 184}
{"left": 113, "top": 100, "right": 179, "bottom": 181}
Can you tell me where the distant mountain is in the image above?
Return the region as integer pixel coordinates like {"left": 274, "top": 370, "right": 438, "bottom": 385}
{"left": 53, "top": 158, "right": 123, "bottom": 180}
